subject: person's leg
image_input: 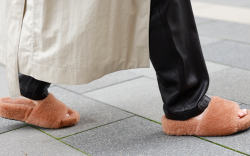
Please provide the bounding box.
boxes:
[19,73,51,102]
[149,0,247,121]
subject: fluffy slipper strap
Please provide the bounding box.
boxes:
[196,96,239,136]
[25,93,79,128]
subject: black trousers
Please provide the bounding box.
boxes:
[19,0,210,121]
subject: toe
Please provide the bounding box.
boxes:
[243,109,247,114]
[239,109,248,118]
[239,113,244,118]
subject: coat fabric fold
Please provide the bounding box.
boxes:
[0,0,151,99]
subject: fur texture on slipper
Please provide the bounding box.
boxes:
[0,93,80,129]
[161,96,250,136]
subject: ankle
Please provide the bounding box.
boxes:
[32,100,41,105]
[193,112,204,120]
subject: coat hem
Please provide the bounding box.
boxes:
[19,60,150,85]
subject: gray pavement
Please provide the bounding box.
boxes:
[1,0,250,155]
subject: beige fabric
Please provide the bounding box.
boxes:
[0,0,151,99]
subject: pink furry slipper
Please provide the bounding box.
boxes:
[162,96,250,136]
[0,93,80,129]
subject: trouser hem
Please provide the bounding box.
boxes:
[165,95,211,121]
[20,87,49,101]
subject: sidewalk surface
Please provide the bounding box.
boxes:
[1,0,250,155]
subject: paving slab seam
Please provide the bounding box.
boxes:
[222,38,250,46]
[240,103,250,106]
[54,75,144,94]
[209,94,247,105]
[143,75,157,80]
[198,34,227,41]
[202,41,224,47]
[207,61,250,74]
[192,1,250,9]
[200,34,250,45]
[205,60,232,67]
[207,94,243,105]
[207,66,233,74]
[196,20,217,26]
[81,93,163,124]
[0,125,27,135]
[59,115,136,139]
[27,124,91,156]
[196,136,250,156]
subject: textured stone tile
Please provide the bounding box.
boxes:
[0,118,26,134]
[129,62,156,79]
[199,36,222,46]
[84,77,164,122]
[203,41,250,70]
[197,21,250,43]
[203,104,250,155]
[62,116,241,156]
[207,68,250,104]
[0,67,10,97]
[205,61,231,74]
[38,87,133,138]
[0,126,83,156]
[57,70,142,94]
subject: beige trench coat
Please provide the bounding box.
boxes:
[0,0,151,99]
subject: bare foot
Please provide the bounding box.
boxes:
[193,109,247,120]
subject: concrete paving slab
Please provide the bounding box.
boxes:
[0,67,10,97]
[194,17,215,25]
[191,1,214,10]
[0,118,26,134]
[203,41,250,70]
[84,77,164,123]
[208,68,250,104]
[0,126,83,156]
[197,21,250,43]
[205,61,231,74]
[193,1,250,25]
[202,104,250,155]
[57,70,142,94]
[192,0,250,8]
[199,36,222,46]
[37,87,133,138]
[62,116,242,156]
[129,62,156,79]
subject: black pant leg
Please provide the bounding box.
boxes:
[149,0,211,120]
[19,73,51,100]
